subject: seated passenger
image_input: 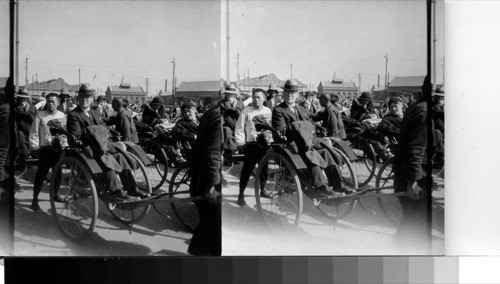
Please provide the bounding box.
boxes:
[272,79,353,197]
[104,97,139,143]
[67,84,149,201]
[172,101,199,145]
[310,93,346,139]
[350,92,374,122]
[142,96,166,128]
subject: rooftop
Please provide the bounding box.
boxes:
[319,80,358,89]
[176,80,223,92]
[389,76,426,88]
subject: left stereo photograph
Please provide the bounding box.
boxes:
[0,0,222,257]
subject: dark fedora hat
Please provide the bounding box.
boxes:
[78,83,95,96]
[224,84,238,95]
[96,95,107,103]
[304,91,314,98]
[283,79,299,92]
[151,96,164,105]
[359,91,372,101]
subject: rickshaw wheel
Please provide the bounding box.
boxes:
[375,157,403,225]
[254,151,303,233]
[168,162,198,232]
[349,138,377,187]
[50,156,98,242]
[314,147,357,220]
[142,140,169,191]
[106,152,152,225]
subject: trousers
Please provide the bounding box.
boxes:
[239,143,268,194]
[33,147,62,200]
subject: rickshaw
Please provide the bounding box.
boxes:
[251,121,359,233]
[47,122,201,241]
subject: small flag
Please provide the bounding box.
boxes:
[93,73,97,80]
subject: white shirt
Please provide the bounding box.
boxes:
[235,105,272,145]
[29,109,67,150]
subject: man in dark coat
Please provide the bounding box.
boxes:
[221,84,244,164]
[172,101,199,144]
[188,105,221,256]
[310,93,346,139]
[142,96,166,127]
[263,83,279,112]
[300,91,320,116]
[104,97,139,144]
[67,84,148,201]
[350,91,374,121]
[92,95,112,119]
[393,75,437,254]
[272,79,351,196]
[14,89,38,169]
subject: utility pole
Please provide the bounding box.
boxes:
[441,56,445,86]
[15,0,19,91]
[432,0,437,84]
[290,64,293,79]
[377,74,380,88]
[226,0,230,83]
[146,78,149,96]
[24,55,28,89]
[358,73,361,93]
[171,58,176,96]
[384,53,389,90]
[237,52,240,83]
[36,73,38,95]
[78,69,81,86]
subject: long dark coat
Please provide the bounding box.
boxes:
[220,98,244,130]
[14,103,37,135]
[67,106,132,172]
[393,100,432,192]
[189,105,221,197]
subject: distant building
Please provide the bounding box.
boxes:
[25,78,74,98]
[105,83,147,104]
[236,73,308,93]
[175,80,223,101]
[318,78,359,101]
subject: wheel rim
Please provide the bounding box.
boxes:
[142,142,168,191]
[255,151,302,233]
[50,157,98,241]
[375,158,402,224]
[106,152,151,224]
[350,139,376,187]
[169,163,198,231]
[315,148,357,220]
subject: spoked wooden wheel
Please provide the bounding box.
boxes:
[314,147,357,220]
[50,156,98,242]
[375,157,403,224]
[350,138,377,187]
[168,162,198,232]
[254,151,303,233]
[141,140,169,191]
[106,152,152,225]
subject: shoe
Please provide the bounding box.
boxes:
[316,185,345,198]
[128,187,151,199]
[53,194,65,203]
[259,190,272,198]
[333,184,356,195]
[30,200,40,211]
[111,189,139,202]
[237,194,246,206]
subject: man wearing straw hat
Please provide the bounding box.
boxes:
[263,83,279,112]
[57,87,71,114]
[221,84,244,165]
[14,89,38,170]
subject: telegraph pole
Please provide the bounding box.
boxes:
[226,0,230,83]
[236,52,240,83]
[78,68,81,86]
[432,0,437,84]
[358,73,361,93]
[384,53,389,90]
[14,0,19,91]
[171,58,176,96]
[441,56,445,86]
[290,64,293,79]
[24,55,28,89]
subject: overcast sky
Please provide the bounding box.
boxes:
[221,0,445,91]
[0,0,221,95]
[1,0,444,94]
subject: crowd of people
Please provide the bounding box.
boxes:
[0,74,445,255]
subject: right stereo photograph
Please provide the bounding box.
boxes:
[221,0,445,255]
